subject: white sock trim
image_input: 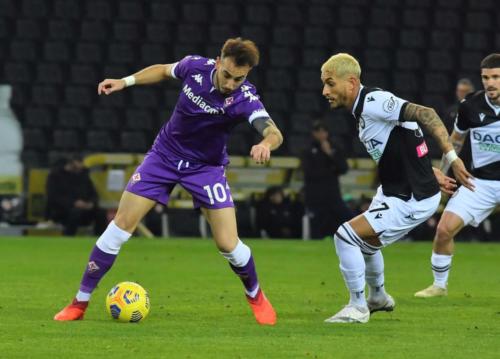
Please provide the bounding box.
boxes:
[95,220,132,255]
[76,290,91,302]
[220,239,251,267]
[431,252,452,288]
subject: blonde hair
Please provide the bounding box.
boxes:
[321,53,361,79]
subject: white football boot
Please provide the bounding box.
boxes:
[414,284,448,298]
[367,294,395,314]
[324,304,370,324]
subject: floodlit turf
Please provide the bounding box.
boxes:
[0,237,499,359]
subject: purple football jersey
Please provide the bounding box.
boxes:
[153,55,270,166]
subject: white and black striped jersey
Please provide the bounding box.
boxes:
[454,90,500,181]
[352,85,439,201]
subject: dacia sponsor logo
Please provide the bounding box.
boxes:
[182,84,223,114]
[472,131,500,153]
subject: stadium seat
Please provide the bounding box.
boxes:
[297,69,322,91]
[463,32,490,51]
[245,5,272,25]
[495,34,500,51]
[369,7,397,28]
[302,48,328,68]
[32,85,60,106]
[307,6,333,25]
[86,130,116,151]
[120,131,150,152]
[70,64,97,85]
[0,18,11,40]
[395,49,422,70]
[131,88,159,109]
[272,26,301,46]
[48,20,76,41]
[290,113,314,135]
[339,6,365,27]
[86,1,114,20]
[5,62,32,84]
[265,69,294,90]
[427,50,455,71]
[399,30,426,49]
[269,47,296,68]
[23,128,48,150]
[173,44,202,61]
[421,94,447,117]
[177,24,205,44]
[98,86,127,108]
[304,27,329,48]
[150,2,178,22]
[164,89,180,109]
[460,51,484,71]
[140,43,167,65]
[80,21,110,42]
[434,10,461,29]
[366,28,393,49]
[336,28,362,49]
[430,30,457,49]
[204,44,221,60]
[404,0,432,7]
[57,107,88,129]
[36,63,65,84]
[226,133,250,156]
[117,1,145,21]
[294,91,323,113]
[262,91,290,112]
[125,109,154,131]
[113,22,140,42]
[213,4,240,24]
[10,85,30,107]
[436,0,463,8]
[468,0,495,10]
[424,73,450,94]
[22,150,46,167]
[16,19,43,40]
[276,5,303,25]
[22,0,49,18]
[466,12,492,30]
[91,108,120,130]
[240,26,269,46]
[76,43,103,64]
[209,25,237,44]
[362,71,390,89]
[0,0,17,18]
[65,86,94,107]
[182,3,209,23]
[24,107,53,128]
[10,40,38,62]
[402,9,429,28]
[393,72,420,93]
[53,0,81,19]
[53,129,81,150]
[287,134,309,156]
[363,49,392,70]
[43,41,71,63]
[146,23,172,44]
[108,43,136,64]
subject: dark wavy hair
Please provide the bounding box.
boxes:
[221,37,260,67]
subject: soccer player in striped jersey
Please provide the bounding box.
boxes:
[319,53,472,323]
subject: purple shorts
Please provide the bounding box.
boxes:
[125,150,234,209]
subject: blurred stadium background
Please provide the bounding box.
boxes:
[1,0,499,239]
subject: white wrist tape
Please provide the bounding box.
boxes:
[122,75,136,87]
[445,150,458,164]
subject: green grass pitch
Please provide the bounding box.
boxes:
[0,237,499,359]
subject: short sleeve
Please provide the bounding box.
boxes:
[171,55,198,81]
[363,90,408,122]
[235,85,270,124]
[453,100,471,134]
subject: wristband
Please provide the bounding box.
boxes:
[122,75,136,87]
[445,150,458,164]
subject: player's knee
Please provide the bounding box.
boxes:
[435,221,454,243]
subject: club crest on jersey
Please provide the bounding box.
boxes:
[382,96,398,113]
[191,74,203,86]
[416,141,429,158]
[131,173,141,184]
[224,96,234,107]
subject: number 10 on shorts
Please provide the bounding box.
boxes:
[203,183,232,205]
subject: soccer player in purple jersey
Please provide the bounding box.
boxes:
[54,38,282,325]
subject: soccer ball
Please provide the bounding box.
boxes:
[105,281,150,323]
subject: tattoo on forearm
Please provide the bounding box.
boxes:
[452,141,463,154]
[404,103,450,152]
[252,117,283,149]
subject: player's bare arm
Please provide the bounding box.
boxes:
[98,63,176,95]
[440,130,467,173]
[403,103,474,190]
[250,118,283,164]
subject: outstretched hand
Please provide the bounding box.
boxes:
[97,79,126,95]
[432,167,457,195]
[450,158,475,191]
[250,143,271,165]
